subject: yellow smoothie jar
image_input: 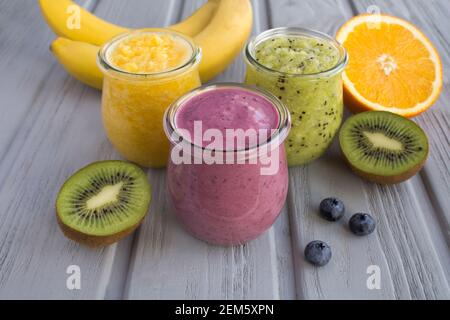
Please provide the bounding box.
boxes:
[98,29,202,168]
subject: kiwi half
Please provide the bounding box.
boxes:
[339,111,428,184]
[56,161,151,247]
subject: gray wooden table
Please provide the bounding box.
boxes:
[0,0,449,300]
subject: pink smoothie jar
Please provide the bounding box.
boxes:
[163,83,291,245]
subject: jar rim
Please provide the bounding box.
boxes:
[97,28,201,80]
[245,27,348,78]
[163,83,291,156]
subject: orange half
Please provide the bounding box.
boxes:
[337,14,442,118]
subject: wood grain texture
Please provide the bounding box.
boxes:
[270,0,394,300]
[0,0,108,299]
[0,0,59,177]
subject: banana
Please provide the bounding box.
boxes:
[39,0,220,45]
[194,0,253,82]
[50,37,102,90]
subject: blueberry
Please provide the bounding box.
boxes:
[349,213,376,236]
[304,240,332,266]
[319,197,345,221]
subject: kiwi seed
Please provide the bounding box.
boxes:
[56,160,151,247]
[339,111,429,184]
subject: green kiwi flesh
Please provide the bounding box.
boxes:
[56,161,151,247]
[339,111,428,184]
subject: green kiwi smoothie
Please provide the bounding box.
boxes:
[245,28,348,166]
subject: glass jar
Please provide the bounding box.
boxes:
[98,29,202,168]
[244,27,348,166]
[163,83,291,246]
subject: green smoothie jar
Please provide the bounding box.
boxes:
[244,27,348,166]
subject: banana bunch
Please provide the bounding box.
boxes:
[40,0,253,89]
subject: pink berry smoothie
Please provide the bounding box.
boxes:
[165,84,290,245]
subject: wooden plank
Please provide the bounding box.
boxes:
[208,0,298,297]
[0,0,176,299]
[269,0,393,300]
[252,0,297,300]
[124,0,297,300]
[94,0,181,28]
[0,0,110,300]
[269,0,449,299]
[268,0,353,35]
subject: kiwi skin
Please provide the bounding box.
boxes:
[342,152,428,185]
[56,213,145,247]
